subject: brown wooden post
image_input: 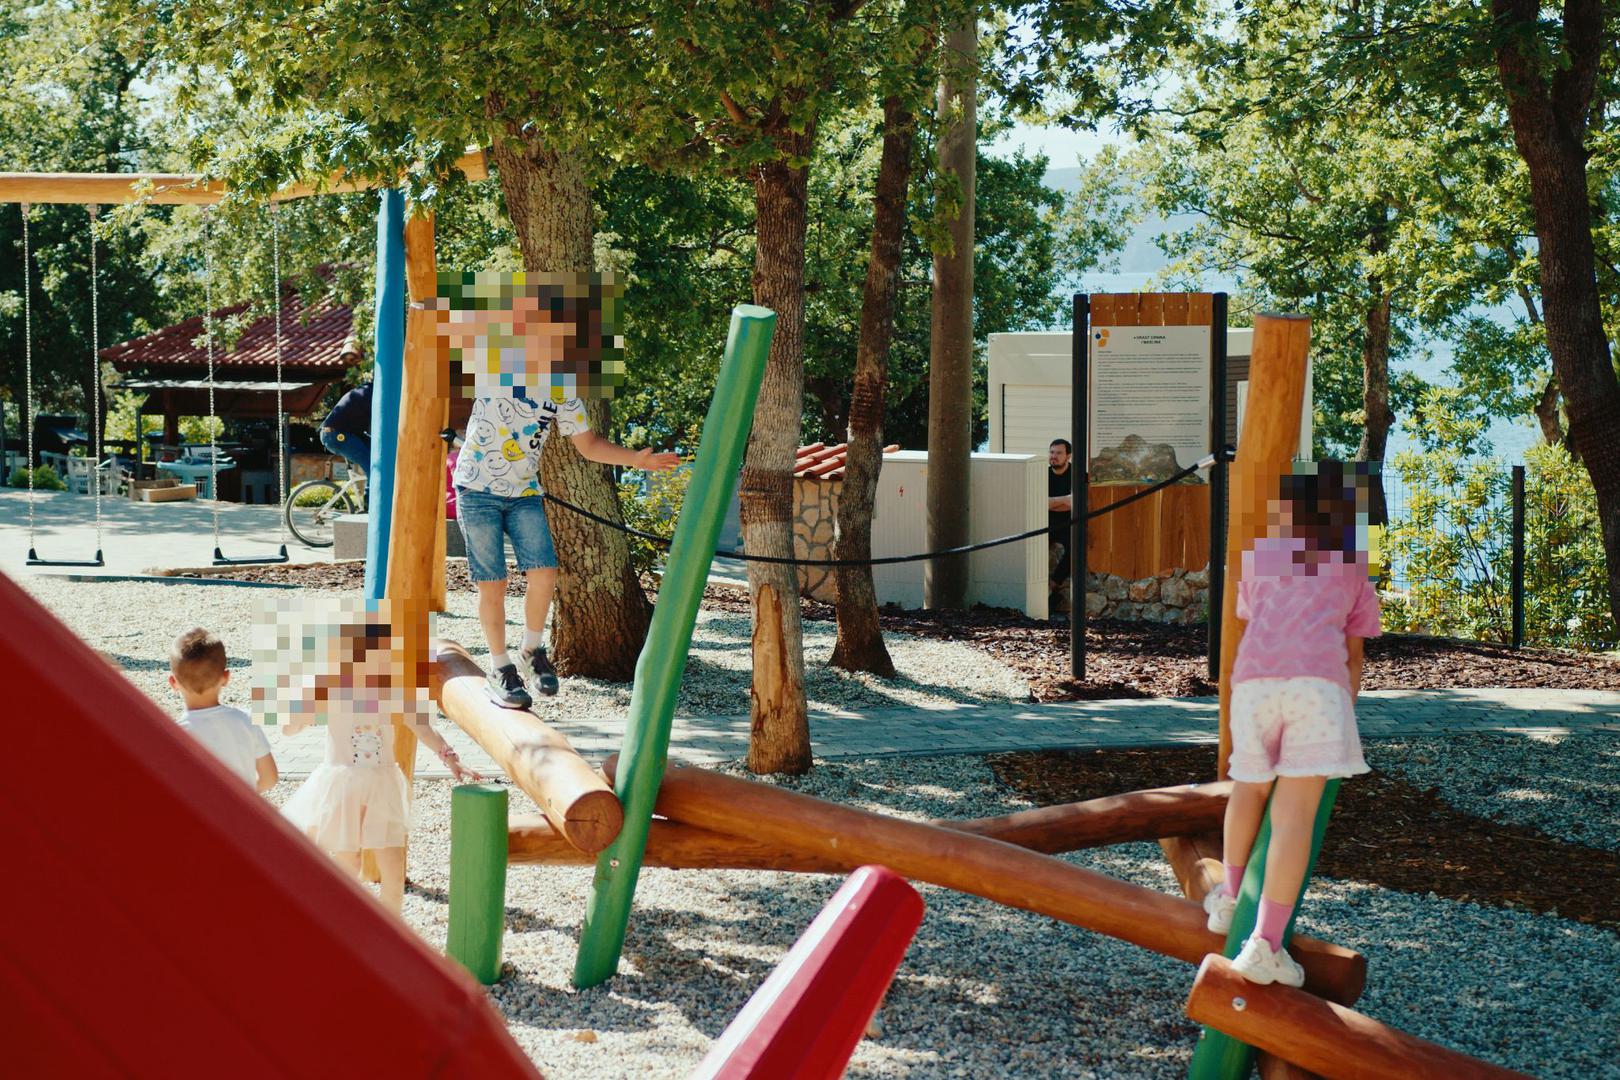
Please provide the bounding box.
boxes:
[381,209,442,863]
[1217,314,1310,778]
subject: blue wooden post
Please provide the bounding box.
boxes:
[365,190,406,600]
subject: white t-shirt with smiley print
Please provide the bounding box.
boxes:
[453,394,589,497]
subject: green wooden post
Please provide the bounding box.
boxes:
[572,304,775,989]
[1187,779,1340,1080]
[448,783,509,985]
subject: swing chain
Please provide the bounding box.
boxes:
[202,207,221,545]
[20,204,34,546]
[270,203,289,543]
[89,204,102,556]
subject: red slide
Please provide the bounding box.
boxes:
[0,572,540,1079]
[693,864,925,1080]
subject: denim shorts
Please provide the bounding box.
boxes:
[319,426,371,474]
[455,488,557,581]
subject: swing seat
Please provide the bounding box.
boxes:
[212,544,290,567]
[26,547,105,569]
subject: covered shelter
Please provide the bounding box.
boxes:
[102,262,361,499]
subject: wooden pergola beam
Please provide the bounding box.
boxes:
[0,149,488,207]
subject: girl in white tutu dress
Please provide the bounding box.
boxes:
[282,620,478,913]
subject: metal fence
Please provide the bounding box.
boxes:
[1379,458,1615,652]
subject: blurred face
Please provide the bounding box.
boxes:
[437,272,626,401]
[1049,443,1070,469]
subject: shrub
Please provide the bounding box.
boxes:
[1382,400,1612,649]
[617,465,692,578]
[8,465,68,491]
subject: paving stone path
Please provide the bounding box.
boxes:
[267,686,1620,779]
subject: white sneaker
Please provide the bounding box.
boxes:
[1203,889,1237,934]
[1231,934,1305,988]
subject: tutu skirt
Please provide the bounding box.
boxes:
[283,763,411,853]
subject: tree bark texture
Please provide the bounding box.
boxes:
[742,124,816,775]
[1533,374,1566,449]
[489,132,653,680]
[1492,0,1620,632]
[925,20,977,610]
[831,94,916,677]
[1354,288,1393,462]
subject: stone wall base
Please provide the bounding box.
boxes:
[1082,566,1210,625]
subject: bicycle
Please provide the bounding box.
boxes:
[284,464,368,548]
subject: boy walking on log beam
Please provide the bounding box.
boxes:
[441,272,676,708]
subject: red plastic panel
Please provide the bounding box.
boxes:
[0,571,540,1079]
[694,864,925,1080]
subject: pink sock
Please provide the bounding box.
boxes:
[1257,898,1294,951]
[1223,863,1245,898]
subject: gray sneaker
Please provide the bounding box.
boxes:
[522,646,560,697]
[487,663,533,709]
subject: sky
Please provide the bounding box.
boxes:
[990,120,1118,171]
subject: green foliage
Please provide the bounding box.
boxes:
[9,464,67,491]
[1382,391,1613,649]
[616,467,692,578]
[600,109,1124,450]
[1520,443,1614,649]
[178,415,224,445]
[1124,0,1617,457]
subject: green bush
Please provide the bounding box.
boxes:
[1382,398,1613,649]
[617,466,691,578]
[293,483,344,508]
[1520,442,1612,648]
[8,465,68,491]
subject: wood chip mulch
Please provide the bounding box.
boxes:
[991,746,1620,931]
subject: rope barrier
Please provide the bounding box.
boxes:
[541,447,1234,568]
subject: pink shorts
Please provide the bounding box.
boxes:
[1228,677,1369,783]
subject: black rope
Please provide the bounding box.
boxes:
[543,446,1235,568]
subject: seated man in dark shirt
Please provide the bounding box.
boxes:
[319,380,372,474]
[1049,438,1074,617]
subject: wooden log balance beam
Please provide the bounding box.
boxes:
[0,149,488,206]
[513,779,1234,869]
[1186,955,1534,1080]
[614,761,1366,1004]
[433,638,622,853]
[1161,833,1323,1079]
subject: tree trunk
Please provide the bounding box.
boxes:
[1493,0,1620,631]
[830,94,916,677]
[1533,373,1567,449]
[1354,288,1393,462]
[925,19,976,610]
[742,122,817,776]
[490,133,653,680]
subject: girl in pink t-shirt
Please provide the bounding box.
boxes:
[1203,462,1381,987]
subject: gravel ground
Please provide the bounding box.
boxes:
[18,576,1027,723]
[254,754,1618,1080]
[25,575,1620,1075]
[1372,733,1620,853]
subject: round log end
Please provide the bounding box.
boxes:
[560,789,626,854]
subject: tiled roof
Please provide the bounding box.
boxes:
[794,442,901,480]
[103,263,357,373]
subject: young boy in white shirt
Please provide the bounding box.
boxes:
[170,627,279,792]
[444,273,677,708]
